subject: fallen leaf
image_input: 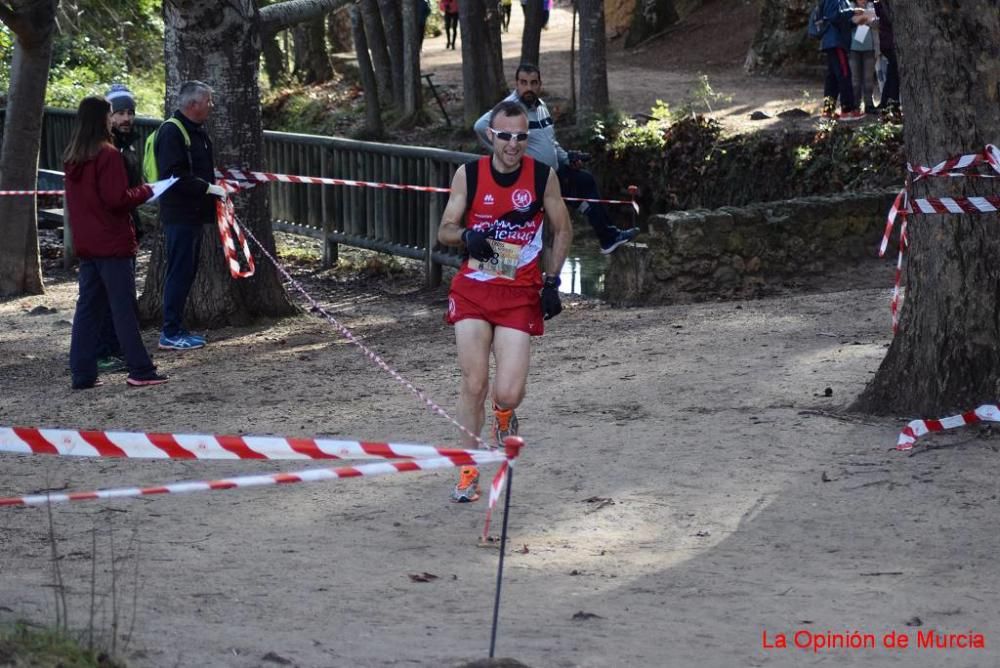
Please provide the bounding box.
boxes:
[408,572,439,583]
[572,611,603,620]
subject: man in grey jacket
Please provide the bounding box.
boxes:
[474,63,639,254]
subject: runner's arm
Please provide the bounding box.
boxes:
[437,165,469,246]
[542,167,572,277]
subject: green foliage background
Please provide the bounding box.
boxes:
[0,0,165,113]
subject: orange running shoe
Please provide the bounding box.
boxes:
[451,465,481,502]
[492,404,519,449]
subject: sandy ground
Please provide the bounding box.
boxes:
[2,6,998,668]
[2,236,1000,667]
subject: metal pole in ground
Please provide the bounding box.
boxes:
[488,436,524,658]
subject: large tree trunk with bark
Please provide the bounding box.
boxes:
[359,0,393,107]
[576,0,609,124]
[304,17,334,83]
[0,0,57,297]
[376,0,406,112]
[400,0,424,124]
[141,0,349,328]
[519,0,543,67]
[625,0,678,49]
[852,0,1000,415]
[459,0,506,126]
[261,31,288,86]
[351,5,383,138]
[327,7,352,52]
[745,0,817,75]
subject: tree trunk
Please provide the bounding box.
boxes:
[305,16,334,83]
[519,0,543,67]
[377,0,406,111]
[291,24,308,80]
[576,0,609,124]
[359,0,393,107]
[400,0,424,123]
[745,0,817,75]
[351,5,383,138]
[625,0,678,49]
[327,6,352,52]
[459,0,506,126]
[261,30,288,86]
[852,0,1000,415]
[140,0,297,328]
[0,0,57,297]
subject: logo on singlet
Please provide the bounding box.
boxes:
[511,188,533,211]
[483,193,495,206]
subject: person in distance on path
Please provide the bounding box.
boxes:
[439,100,572,502]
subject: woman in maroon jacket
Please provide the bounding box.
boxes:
[64,96,167,389]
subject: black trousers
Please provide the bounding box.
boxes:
[70,257,156,385]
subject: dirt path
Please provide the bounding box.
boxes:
[420,0,820,136]
[1,238,999,667]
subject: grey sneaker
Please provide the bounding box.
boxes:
[601,227,640,254]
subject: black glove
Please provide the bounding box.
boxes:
[541,275,562,320]
[462,228,497,262]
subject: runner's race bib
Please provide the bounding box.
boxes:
[475,239,520,279]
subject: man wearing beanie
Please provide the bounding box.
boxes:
[94,83,145,372]
[106,84,142,193]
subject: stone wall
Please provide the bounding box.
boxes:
[604,190,899,305]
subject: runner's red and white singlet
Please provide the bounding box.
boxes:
[446,156,548,334]
[455,156,545,289]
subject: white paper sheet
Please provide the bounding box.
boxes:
[148,175,179,202]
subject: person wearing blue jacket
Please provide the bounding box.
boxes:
[820,0,864,121]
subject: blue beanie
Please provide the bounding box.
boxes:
[106,84,136,113]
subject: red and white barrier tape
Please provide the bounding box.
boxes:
[482,461,509,540]
[481,438,523,539]
[909,195,1000,215]
[0,426,495,463]
[216,180,256,278]
[878,145,1000,332]
[0,452,507,507]
[895,404,1000,451]
[220,167,640,211]
[0,189,64,196]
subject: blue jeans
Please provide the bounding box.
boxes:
[70,258,156,385]
[557,164,616,245]
[162,224,203,338]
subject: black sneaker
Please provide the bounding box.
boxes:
[126,372,169,387]
[71,378,104,390]
[600,227,640,255]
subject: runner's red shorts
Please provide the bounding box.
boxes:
[445,277,544,336]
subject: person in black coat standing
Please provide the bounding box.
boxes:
[153,80,226,351]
